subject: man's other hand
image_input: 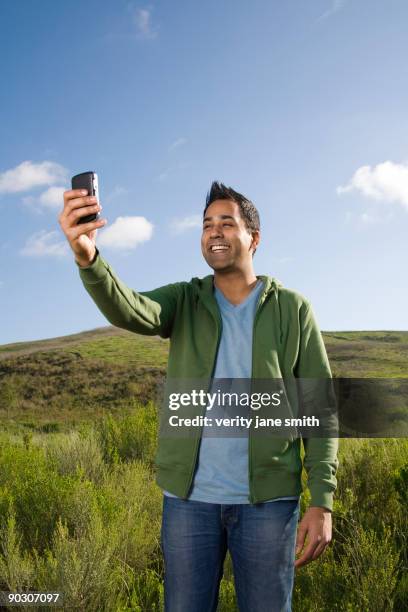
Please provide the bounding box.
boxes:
[294,506,332,568]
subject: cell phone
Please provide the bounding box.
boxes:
[71,171,100,225]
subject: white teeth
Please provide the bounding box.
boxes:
[211,245,229,252]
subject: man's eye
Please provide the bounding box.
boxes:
[203,223,232,229]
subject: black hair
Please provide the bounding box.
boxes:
[203,181,260,255]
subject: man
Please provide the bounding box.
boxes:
[59,181,338,612]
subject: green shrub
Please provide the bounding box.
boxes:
[0,424,407,610]
[338,523,399,611]
[34,512,122,611]
[335,439,408,533]
[100,461,163,574]
[128,568,164,612]
[0,444,76,552]
[0,433,163,610]
[97,402,158,467]
[0,513,35,592]
[44,430,106,484]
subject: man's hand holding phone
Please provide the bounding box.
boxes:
[59,189,107,268]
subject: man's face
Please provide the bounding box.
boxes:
[201,199,259,272]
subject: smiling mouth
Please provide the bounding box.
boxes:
[209,244,230,253]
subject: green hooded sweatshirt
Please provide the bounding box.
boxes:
[77,249,339,511]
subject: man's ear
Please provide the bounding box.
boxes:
[251,230,260,254]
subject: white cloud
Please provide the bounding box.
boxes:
[20,230,69,257]
[169,138,187,152]
[21,185,66,213]
[337,160,408,210]
[170,214,202,234]
[133,8,158,39]
[317,0,346,23]
[38,186,66,209]
[98,216,153,250]
[0,161,67,194]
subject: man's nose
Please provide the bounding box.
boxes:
[210,224,223,238]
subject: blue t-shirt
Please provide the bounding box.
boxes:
[164,278,299,504]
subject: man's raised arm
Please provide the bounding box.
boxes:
[59,189,180,338]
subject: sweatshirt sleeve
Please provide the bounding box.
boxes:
[295,301,339,512]
[76,248,181,339]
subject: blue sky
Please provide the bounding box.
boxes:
[1,0,407,345]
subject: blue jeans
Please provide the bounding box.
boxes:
[161,496,300,612]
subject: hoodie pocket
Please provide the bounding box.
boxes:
[257,439,302,475]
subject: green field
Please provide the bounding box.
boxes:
[0,327,407,611]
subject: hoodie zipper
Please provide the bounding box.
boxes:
[248,280,274,503]
[184,302,223,498]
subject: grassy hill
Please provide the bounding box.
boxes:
[323,330,408,377]
[0,327,168,430]
[0,326,407,431]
